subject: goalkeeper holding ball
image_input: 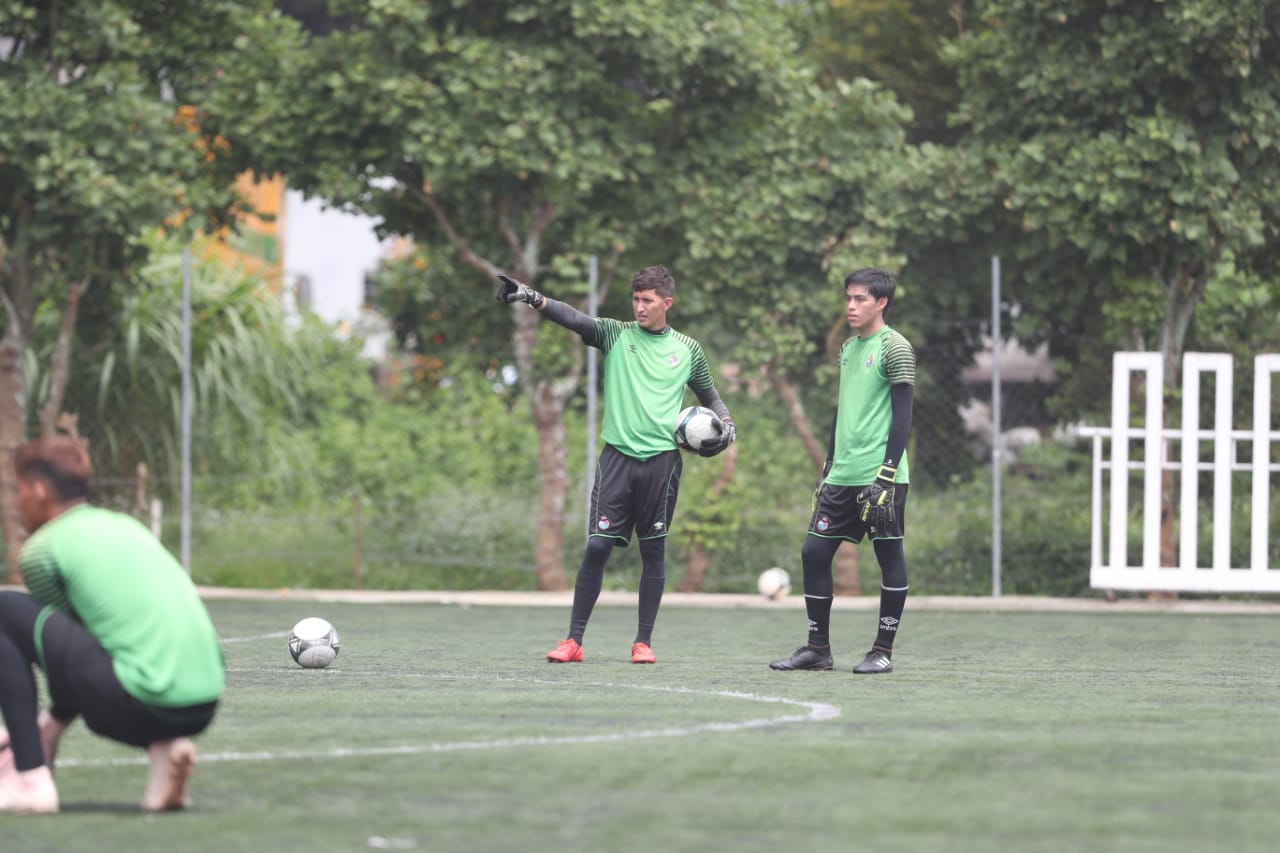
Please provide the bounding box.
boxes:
[497,265,734,665]
[770,268,915,675]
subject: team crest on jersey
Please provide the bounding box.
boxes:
[865,355,875,369]
[816,515,831,532]
[598,515,611,530]
[667,354,680,366]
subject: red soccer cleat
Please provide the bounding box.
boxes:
[630,642,656,664]
[546,639,583,663]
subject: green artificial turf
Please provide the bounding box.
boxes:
[8,599,1278,852]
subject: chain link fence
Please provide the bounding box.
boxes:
[9,334,1098,598]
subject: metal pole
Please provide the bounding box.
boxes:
[991,255,1003,597]
[585,256,599,529]
[181,247,193,572]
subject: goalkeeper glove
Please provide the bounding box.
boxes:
[812,457,831,512]
[698,418,736,458]
[495,274,545,308]
[856,463,897,528]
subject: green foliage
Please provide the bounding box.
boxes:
[365,248,513,390]
[906,445,1095,597]
[22,234,328,484]
[946,0,1280,367]
[793,0,965,143]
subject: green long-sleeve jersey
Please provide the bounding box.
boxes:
[21,504,225,708]
[825,326,916,486]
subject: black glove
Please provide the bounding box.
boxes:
[495,274,545,308]
[856,463,897,528]
[698,418,736,458]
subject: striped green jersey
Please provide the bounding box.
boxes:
[20,504,225,708]
[825,326,916,486]
[594,318,716,459]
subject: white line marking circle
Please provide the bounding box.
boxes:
[56,670,840,769]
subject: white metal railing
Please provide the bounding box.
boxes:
[1079,352,1280,592]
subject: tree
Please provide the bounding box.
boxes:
[945,0,1280,573]
[0,1,306,577]
[363,245,516,398]
[950,0,1280,385]
[793,0,968,143]
[237,0,903,589]
[668,65,915,592]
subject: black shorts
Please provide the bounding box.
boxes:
[588,445,683,545]
[0,592,219,748]
[808,482,909,543]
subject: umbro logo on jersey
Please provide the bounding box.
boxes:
[627,345,639,353]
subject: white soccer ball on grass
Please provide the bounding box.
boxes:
[289,617,341,669]
[757,567,792,600]
[674,405,723,452]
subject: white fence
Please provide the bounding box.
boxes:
[1081,352,1280,592]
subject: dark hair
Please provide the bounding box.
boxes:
[844,267,897,313]
[14,435,94,502]
[631,265,676,299]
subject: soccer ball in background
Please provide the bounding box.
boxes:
[757,567,792,600]
[289,617,341,669]
[674,405,723,452]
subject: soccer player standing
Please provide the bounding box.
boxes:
[0,435,225,813]
[770,268,915,674]
[497,265,735,664]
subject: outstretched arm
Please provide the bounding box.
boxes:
[496,274,598,346]
[539,298,600,346]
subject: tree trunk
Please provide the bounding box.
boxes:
[37,280,89,435]
[0,332,27,583]
[508,294,580,591]
[1149,264,1209,601]
[765,361,860,595]
[530,383,570,591]
[677,442,739,592]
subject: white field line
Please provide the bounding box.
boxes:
[220,631,290,644]
[56,667,840,770]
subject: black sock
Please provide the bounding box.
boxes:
[872,538,909,654]
[567,537,614,643]
[800,535,840,648]
[634,538,667,645]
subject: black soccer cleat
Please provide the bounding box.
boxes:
[769,646,834,671]
[851,649,894,674]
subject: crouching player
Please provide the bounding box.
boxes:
[0,435,224,813]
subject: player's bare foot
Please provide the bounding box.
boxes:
[0,713,67,777]
[0,764,59,814]
[140,738,197,812]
